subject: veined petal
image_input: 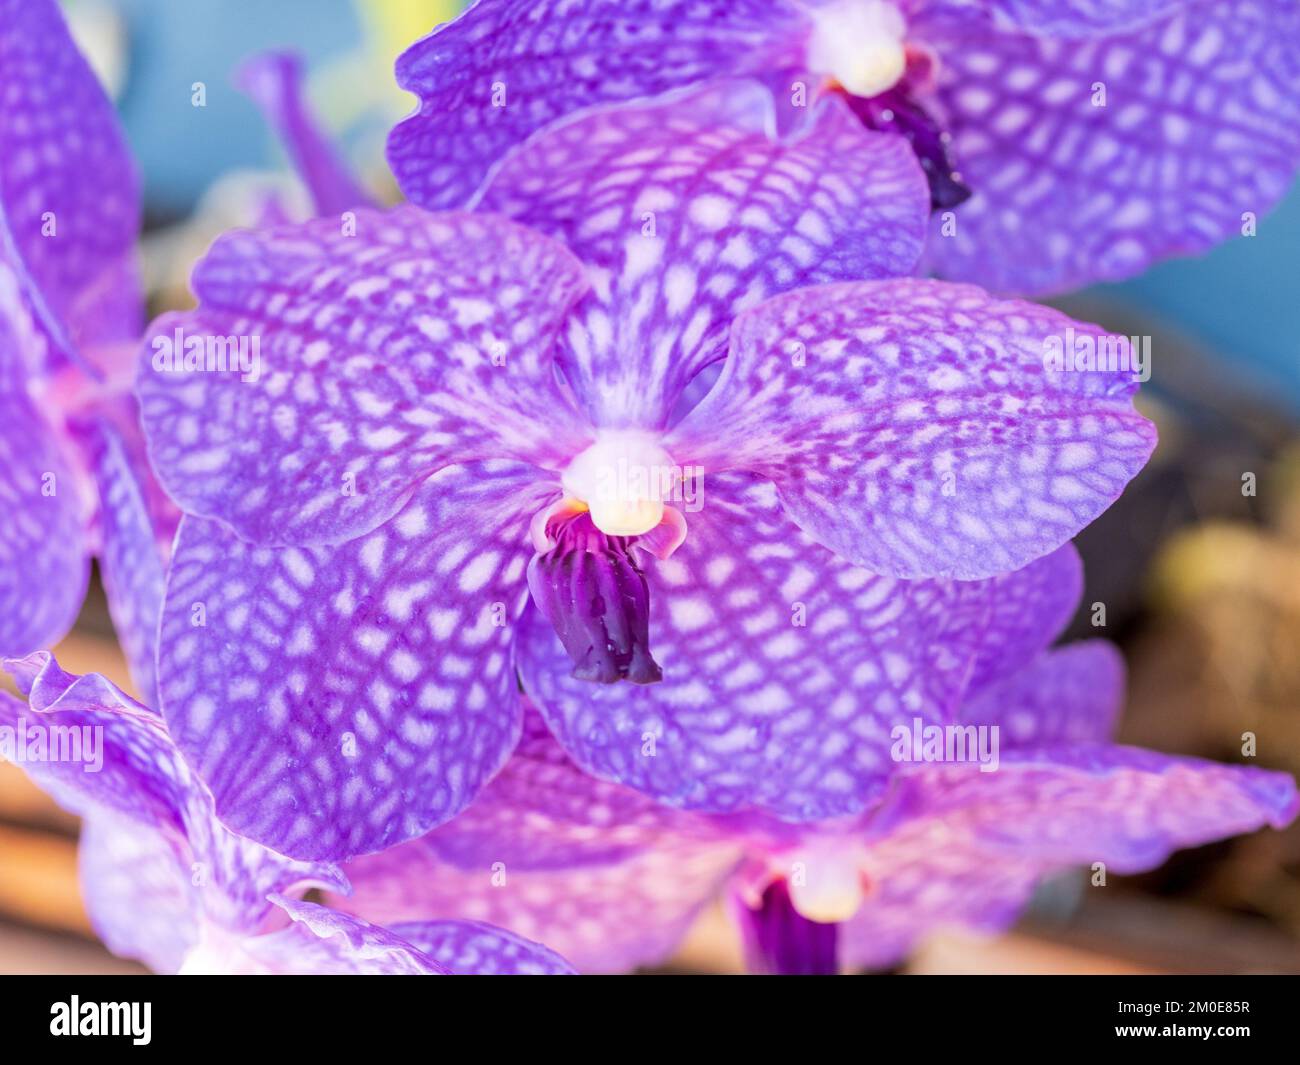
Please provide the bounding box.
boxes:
[388,0,811,209]
[0,351,88,655]
[961,641,1124,744]
[668,279,1156,579]
[137,208,590,547]
[841,744,1298,969]
[0,0,141,370]
[518,474,995,820]
[336,712,742,972]
[390,920,576,975]
[920,0,1300,294]
[235,50,376,217]
[480,82,928,428]
[156,462,551,861]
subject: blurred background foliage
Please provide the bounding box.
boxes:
[1,0,1297,973]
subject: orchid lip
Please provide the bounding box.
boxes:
[526,505,665,685]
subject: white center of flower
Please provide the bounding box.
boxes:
[561,430,676,537]
[788,847,869,924]
[806,0,908,98]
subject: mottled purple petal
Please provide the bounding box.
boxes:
[3,654,345,944]
[136,208,590,547]
[72,415,167,706]
[961,641,1124,744]
[157,462,552,861]
[668,279,1155,579]
[337,713,742,972]
[1,654,186,829]
[78,813,198,973]
[965,543,1082,695]
[0,0,140,369]
[0,350,88,655]
[519,474,995,820]
[921,0,1300,294]
[842,745,1298,968]
[388,0,811,209]
[391,920,576,975]
[479,82,928,427]
[340,831,738,974]
[235,51,375,217]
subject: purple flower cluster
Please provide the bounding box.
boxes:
[2,0,1298,975]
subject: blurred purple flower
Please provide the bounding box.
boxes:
[136,90,1152,860]
[0,0,174,701]
[388,0,1300,294]
[0,652,574,975]
[329,596,1298,974]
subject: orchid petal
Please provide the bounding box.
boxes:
[668,279,1155,579]
[137,208,590,547]
[480,82,928,427]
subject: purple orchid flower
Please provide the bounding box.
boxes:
[327,568,1299,974]
[0,652,574,975]
[388,0,1300,295]
[0,0,174,701]
[136,84,1154,861]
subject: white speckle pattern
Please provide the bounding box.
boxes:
[158,462,556,860]
[479,81,928,427]
[667,278,1156,579]
[388,0,814,209]
[137,208,592,547]
[920,0,1300,293]
[518,474,1015,821]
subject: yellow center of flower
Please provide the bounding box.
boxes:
[807,0,908,99]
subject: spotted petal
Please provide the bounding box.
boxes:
[0,0,140,369]
[842,744,1298,969]
[0,349,88,655]
[388,0,812,210]
[920,0,1300,294]
[668,279,1156,579]
[479,82,928,427]
[136,208,590,547]
[518,474,998,820]
[157,462,552,861]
